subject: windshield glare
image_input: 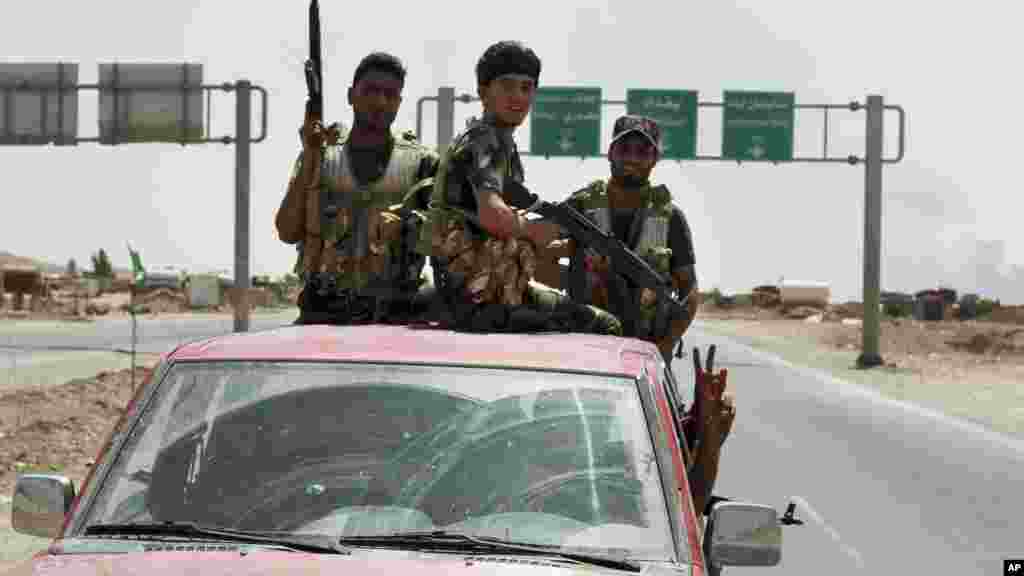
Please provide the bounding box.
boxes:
[84,362,678,561]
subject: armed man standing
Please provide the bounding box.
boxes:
[275,45,439,325]
[418,40,621,335]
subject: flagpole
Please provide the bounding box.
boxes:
[130,282,136,392]
[127,242,143,393]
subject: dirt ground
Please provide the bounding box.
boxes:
[698,302,1024,436]
[0,366,152,499]
[2,289,292,322]
[699,303,1024,368]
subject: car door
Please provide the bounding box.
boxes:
[657,362,694,468]
[643,358,706,570]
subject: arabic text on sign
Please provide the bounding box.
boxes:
[640,97,683,112]
[561,112,600,123]
[646,118,688,128]
[536,94,599,105]
[726,100,792,113]
[726,118,790,128]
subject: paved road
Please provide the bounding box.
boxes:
[0,311,296,355]
[2,315,1021,573]
[680,325,1023,574]
[0,311,296,389]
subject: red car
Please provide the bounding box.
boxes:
[8,324,785,575]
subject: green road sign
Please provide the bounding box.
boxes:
[722,91,794,162]
[530,87,601,157]
[625,89,698,159]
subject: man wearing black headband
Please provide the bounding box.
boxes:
[418,41,621,335]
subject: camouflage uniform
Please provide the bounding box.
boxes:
[565,115,696,342]
[418,114,621,335]
[567,179,678,339]
[283,129,439,325]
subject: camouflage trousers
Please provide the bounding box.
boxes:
[432,257,621,336]
[295,282,435,326]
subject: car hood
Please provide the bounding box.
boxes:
[1,540,695,576]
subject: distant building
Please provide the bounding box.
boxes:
[187,274,222,308]
[0,266,45,311]
[779,280,830,308]
[128,266,183,291]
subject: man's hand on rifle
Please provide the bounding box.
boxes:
[301,113,341,152]
[525,219,562,249]
[298,113,342,188]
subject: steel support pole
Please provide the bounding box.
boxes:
[233,80,252,332]
[437,86,455,154]
[130,287,137,391]
[858,94,884,368]
[415,95,432,142]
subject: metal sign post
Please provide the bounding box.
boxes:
[436,86,455,155]
[234,80,253,332]
[417,87,905,368]
[860,95,886,368]
[1,62,268,333]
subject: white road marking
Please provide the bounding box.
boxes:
[791,495,866,569]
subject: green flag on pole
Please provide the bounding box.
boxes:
[127,244,146,288]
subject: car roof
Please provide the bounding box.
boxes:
[167,324,659,376]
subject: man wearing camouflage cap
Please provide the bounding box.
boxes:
[542,115,736,515]
[545,115,700,355]
[418,40,621,335]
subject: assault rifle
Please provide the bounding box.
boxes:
[503,179,692,360]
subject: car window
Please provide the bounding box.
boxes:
[659,367,692,461]
[83,361,683,562]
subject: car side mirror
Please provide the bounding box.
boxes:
[12,474,76,539]
[705,501,782,567]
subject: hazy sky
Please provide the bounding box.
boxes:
[2,1,1022,304]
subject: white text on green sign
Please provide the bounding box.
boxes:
[722,91,795,162]
[530,87,602,157]
[626,89,698,160]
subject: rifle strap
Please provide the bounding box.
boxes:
[318,146,334,258]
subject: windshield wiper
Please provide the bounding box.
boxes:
[84,522,349,555]
[337,530,640,572]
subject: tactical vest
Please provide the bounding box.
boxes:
[419,119,537,307]
[301,133,432,296]
[569,179,674,337]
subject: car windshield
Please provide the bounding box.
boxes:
[82,361,678,561]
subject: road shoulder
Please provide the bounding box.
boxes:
[696,316,1024,438]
